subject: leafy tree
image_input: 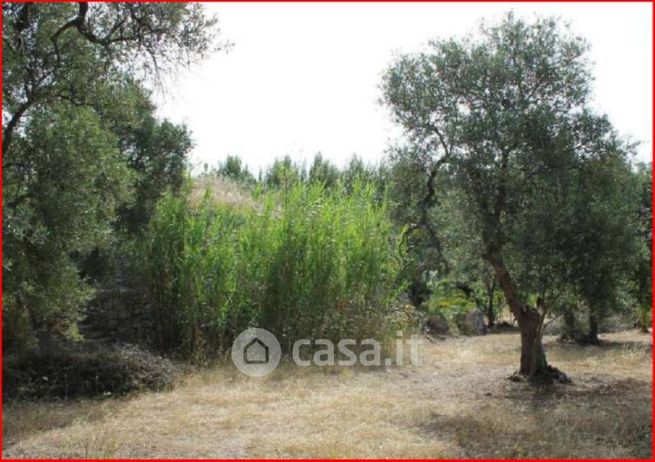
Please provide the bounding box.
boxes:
[264,156,306,189]
[341,155,375,192]
[630,163,652,333]
[388,146,501,325]
[448,252,501,328]
[387,146,448,307]
[382,13,633,382]
[564,151,638,343]
[3,2,219,156]
[308,152,340,189]
[99,82,194,235]
[3,106,133,348]
[2,2,218,349]
[216,155,256,185]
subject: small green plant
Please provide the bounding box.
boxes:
[426,280,475,317]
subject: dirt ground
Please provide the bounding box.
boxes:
[3,330,652,459]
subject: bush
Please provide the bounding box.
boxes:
[141,181,404,361]
[426,280,475,318]
[3,342,177,400]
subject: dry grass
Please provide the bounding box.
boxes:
[189,175,255,209]
[3,330,652,459]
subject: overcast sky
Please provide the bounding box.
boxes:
[156,2,652,174]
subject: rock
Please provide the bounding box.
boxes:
[455,309,486,335]
[425,314,450,335]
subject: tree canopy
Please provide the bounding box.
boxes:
[382,13,640,382]
[2,2,220,349]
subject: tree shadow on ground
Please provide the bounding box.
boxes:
[545,338,652,363]
[417,376,652,458]
[2,397,127,448]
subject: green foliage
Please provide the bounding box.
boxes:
[3,106,134,348]
[216,155,256,185]
[140,181,404,361]
[382,13,635,315]
[308,152,340,189]
[263,156,306,189]
[2,3,217,350]
[388,146,502,324]
[426,280,475,317]
[2,3,219,119]
[342,155,375,191]
[109,83,193,235]
[629,163,652,331]
[382,13,645,378]
[560,151,639,325]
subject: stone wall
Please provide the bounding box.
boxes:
[80,284,152,344]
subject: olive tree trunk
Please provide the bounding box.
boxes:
[485,279,497,328]
[486,252,554,383]
[586,312,600,344]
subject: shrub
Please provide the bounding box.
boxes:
[141,181,404,361]
[3,342,177,400]
[426,280,475,318]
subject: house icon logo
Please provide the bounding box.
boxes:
[244,337,269,364]
[231,328,281,377]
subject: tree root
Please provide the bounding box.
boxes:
[508,365,572,386]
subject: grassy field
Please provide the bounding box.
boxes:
[3,330,652,459]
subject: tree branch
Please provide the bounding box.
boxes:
[2,100,32,157]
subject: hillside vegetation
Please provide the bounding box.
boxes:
[2,4,652,459]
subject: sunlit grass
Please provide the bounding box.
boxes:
[4,330,650,458]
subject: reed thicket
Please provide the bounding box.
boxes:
[140,180,406,361]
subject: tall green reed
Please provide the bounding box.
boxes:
[141,181,404,361]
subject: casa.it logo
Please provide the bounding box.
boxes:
[231,328,422,377]
[231,328,282,377]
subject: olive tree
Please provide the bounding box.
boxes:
[566,151,638,342]
[630,163,652,333]
[2,2,219,349]
[382,13,632,382]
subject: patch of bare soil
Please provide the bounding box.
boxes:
[3,330,651,458]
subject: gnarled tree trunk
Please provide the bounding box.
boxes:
[485,251,559,383]
[518,307,547,379]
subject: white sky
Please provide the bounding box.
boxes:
[156,2,653,174]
